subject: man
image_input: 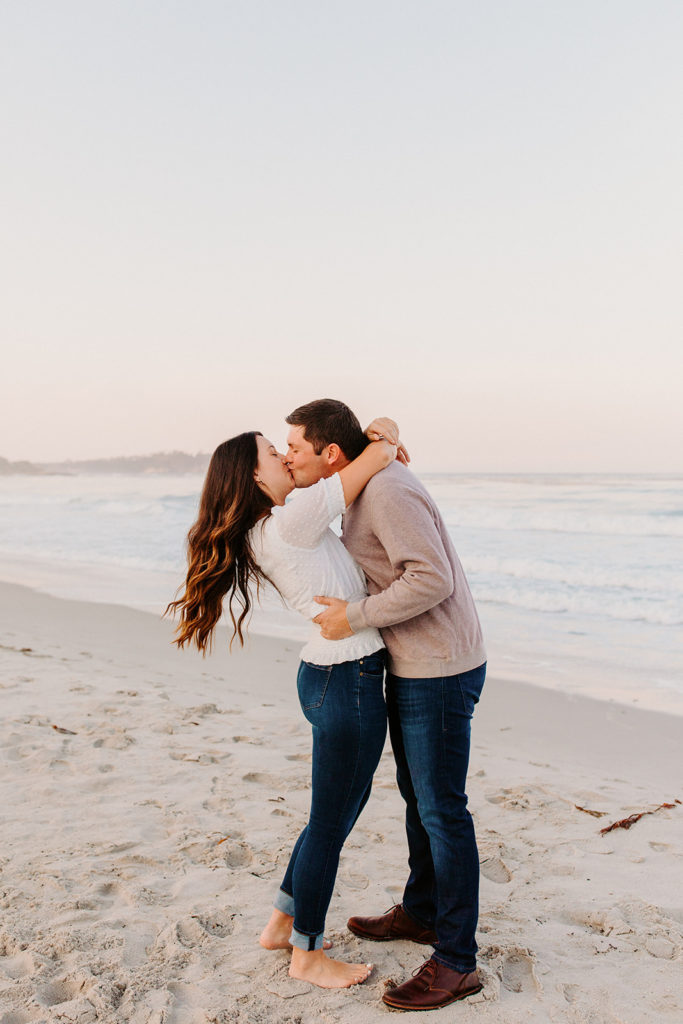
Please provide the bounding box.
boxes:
[284,398,487,1011]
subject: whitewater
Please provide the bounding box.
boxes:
[2,471,681,712]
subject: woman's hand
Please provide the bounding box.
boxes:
[365,417,410,465]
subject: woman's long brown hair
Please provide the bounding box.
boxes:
[165,432,275,652]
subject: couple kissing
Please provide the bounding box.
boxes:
[168,398,486,1011]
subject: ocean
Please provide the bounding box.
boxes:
[1,472,682,714]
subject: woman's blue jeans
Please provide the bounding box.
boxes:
[387,662,486,974]
[274,651,387,950]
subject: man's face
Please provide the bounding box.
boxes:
[285,425,332,487]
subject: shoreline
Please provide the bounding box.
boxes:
[1,579,682,1021]
[1,577,683,741]
[2,557,682,718]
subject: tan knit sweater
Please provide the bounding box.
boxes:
[343,462,486,679]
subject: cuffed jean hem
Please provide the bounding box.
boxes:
[289,927,325,952]
[272,888,325,951]
[431,950,477,975]
[274,888,295,916]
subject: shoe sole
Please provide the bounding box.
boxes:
[347,924,437,945]
[382,983,483,1011]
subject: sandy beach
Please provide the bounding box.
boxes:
[1,579,682,1023]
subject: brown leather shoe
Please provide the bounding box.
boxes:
[382,956,482,1011]
[347,904,437,945]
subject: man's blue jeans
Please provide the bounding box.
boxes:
[275,651,387,950]
[386,662,486,974]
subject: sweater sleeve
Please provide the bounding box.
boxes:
[270,474,346,549]
[345,483,454,632]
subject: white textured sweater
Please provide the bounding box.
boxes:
[249,473,384,666]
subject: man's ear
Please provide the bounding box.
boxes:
[325,443,342,466]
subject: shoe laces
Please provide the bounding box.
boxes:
[412,957,437,980]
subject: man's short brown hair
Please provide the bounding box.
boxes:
[285,399,369,460]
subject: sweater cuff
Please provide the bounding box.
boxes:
[345,600,368,634]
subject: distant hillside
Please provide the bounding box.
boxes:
[0,452,210,475]
[0,456,45,475]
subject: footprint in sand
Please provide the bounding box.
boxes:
[99,705,122,716]
[338,866,369,890]
[500,950,540,994]
[232,735,263,745]
[486,788,527,808]
[94,732,135,750]
[174,917,211,948]
[645,935,676,959]
[203,795,234,812]
[183,703,224,719]
[222,839,253,868]
[168,912,235,951]
[561,982,581,1003]
[480,855,512,883]
[242,771,279,786]
[4,734,39,762]
[285,753,311,762]
[94,880,135,909]
[1,1011,37,1024]
[165,994,212,1024]
[169,750,219,764]
[195,913,235,938]
[571,907,633,938]
[0,951,34,980]
[35,975,93,1007]
[485,785,564,814]
[204,776,236,811]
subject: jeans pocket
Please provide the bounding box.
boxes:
[360,650,385,679]
[456,662,487,718]
[298,661,334,710]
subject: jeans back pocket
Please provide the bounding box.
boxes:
[298,661,334,710]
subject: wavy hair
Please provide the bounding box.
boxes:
[165,432,275,652]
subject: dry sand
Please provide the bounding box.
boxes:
[1,580,682,1023]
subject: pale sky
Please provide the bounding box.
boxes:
[2,1,681,472]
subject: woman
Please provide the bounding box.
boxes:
[167,428,397,989]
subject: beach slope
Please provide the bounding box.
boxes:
[1,581,681,1023]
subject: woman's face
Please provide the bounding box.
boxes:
[254,435,294,506]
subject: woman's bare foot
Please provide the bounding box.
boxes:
[259,909,332,950]
[289,947,373,989]
[260,908,294,950]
